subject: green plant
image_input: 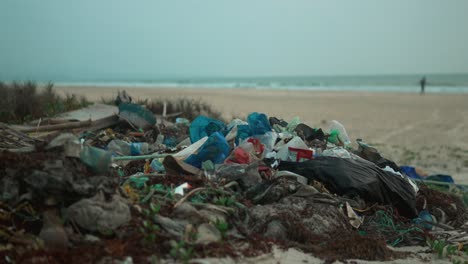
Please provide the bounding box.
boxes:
[427,239,468,263]
[139,203,161,244]
[0,81,91,124]
[169,240,194,264]
[214,219,229,239]
[214,195,236,207]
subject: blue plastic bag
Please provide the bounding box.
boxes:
[236,124,252,145]
[189,116,226,143]
[426,174,455,183]
[400,166,425,180]
[247,112,272,135]
[185,132,230,168]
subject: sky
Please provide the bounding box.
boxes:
[1,0,468,81]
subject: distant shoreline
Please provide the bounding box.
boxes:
[48,81,468,94]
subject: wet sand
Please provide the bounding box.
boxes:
[54,85,468,184]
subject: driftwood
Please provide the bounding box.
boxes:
[18,119,93,133]
[0,123,41,149]
[28,118,74,126]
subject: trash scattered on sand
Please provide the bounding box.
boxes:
[1,91,468,263]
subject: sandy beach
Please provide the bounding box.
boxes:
[54,85,468,184]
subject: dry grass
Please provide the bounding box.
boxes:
[101,95,224,122]
[0,81,91,124]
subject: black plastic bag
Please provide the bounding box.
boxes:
[277,157,417,218]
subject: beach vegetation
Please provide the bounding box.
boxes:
[214,219,229,240]
[427,238,468,263]
[169,240,194,264]
[0,81,91,124]
[139,202,161,244]
[101,95,224,122]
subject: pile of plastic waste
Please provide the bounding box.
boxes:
[1,94,468,263]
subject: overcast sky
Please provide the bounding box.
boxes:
[1,0,468,81]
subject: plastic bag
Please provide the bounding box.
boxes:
[236,124,252,144]
[185,132,230,168]
[247,112,272,135]
[322,147,352,159]
[278,157,417,218]
[189,115,226,143]
[276,136,309,161]
[286,116,301,133]
[225,140,259,164]
[252,131,278,153]
[80,146,112,174]
[328,120,351,146]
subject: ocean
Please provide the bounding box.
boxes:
[56,73,468,93]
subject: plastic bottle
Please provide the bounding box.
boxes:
[107,139,149,156]
[328,120,351,146]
